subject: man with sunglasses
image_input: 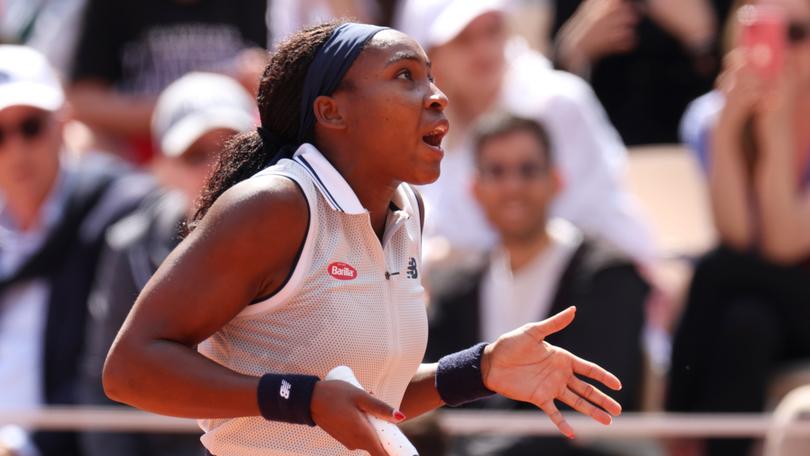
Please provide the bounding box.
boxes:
[0,45,151,456]
[77,72,255,456]
[425,113,648,456]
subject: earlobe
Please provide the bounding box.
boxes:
[313,95,346,131]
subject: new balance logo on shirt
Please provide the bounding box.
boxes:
[406,257,418,279]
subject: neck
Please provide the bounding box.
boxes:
[501,225,551,272]
[319,142,397,240]
[3,195,48,232]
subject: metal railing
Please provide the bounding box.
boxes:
[2,408,810,439]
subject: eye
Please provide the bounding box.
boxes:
[396,69,413,81]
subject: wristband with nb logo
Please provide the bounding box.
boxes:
[257,373,320,426]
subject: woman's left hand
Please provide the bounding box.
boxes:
[481,306,623,438]
[755,55,800,144]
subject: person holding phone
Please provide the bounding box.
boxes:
[669,0,810,455]
[102,21,624,456]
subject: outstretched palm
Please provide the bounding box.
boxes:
[481,306,623,438]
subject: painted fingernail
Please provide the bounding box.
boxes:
[394,410,406,421]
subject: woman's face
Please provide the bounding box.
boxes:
[329,30,449,186]
[735,0,810,87]
[785,0,810,87]
[428,12,508,105]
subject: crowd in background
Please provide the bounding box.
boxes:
[0,0,808,455]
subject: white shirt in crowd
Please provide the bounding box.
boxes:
[0,169,70,456]
[420,39,656,266]
[481,218,583,343]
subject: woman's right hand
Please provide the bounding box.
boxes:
[311,380,405,456]
[556,0,639,74]
[716,49,768,129]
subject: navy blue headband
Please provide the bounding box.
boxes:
[297,22,388,143]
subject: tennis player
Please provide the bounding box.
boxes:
[103,21,623,456]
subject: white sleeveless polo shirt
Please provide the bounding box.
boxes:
[197,144,429,455]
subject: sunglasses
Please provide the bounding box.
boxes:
[478,162,549,182]
[0,115,47,147]
[788,22,810,44]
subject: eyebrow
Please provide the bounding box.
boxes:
[384,50,431,70]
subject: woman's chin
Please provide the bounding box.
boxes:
[407,165,441,186]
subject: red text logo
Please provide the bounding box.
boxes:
[328,262,357,280]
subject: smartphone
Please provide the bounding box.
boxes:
[738,4,787,80]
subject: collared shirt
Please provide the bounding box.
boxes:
[0,166,71,456]
[198,144,428,456]
[420,38,656,266]
[481,219,583,343]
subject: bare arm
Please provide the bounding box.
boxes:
[399,364,443,419]
[708,113,755,250]
[707,51,769,250]
[103,176,309,418]
[754,62,810,263]
[645,0,716,51]
[69,80,155,137]
[754,133,810,263]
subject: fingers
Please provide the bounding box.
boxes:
[568,377,622,417]
[560,387,614,426]
[524,307,576,341]
[540,400,575,439]
[356,392,404,424]
[572,355,622,391]
[347,411,388,456]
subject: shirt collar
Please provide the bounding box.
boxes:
[292,143,414,219]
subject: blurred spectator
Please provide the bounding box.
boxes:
[426,113,647,456]
[550,0,733,145]
[0,45,151,456]
[667,0,810,455]
[68,0,268,163]
[395,0,656,269]
[78,72,255,456]
[0,0,88,75]
[270,0,402,45]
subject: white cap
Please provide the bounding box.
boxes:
[0,45,64,112]
[152,72,257,158]
[395,0,506,50]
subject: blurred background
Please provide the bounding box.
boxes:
[0,0,809,455]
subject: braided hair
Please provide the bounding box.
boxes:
[186,20,346,234]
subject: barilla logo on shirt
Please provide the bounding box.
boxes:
[328,262,357,280]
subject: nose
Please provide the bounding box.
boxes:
[425,82,449,112]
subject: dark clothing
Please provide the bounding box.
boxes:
[80,190,202,456]
[0,155,152,456]
[666,245,810,456]
[427,239,648,456]
[550,0,732,145]
[71,0,267,94]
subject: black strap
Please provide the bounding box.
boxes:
[0,170,116,294]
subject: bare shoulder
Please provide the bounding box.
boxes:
[200,174,309,236]
[176,174,311,302]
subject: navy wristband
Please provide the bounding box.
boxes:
[257,373,320,426]
[436,342,495,406]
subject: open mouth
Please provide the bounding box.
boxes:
[422,123,448,148]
